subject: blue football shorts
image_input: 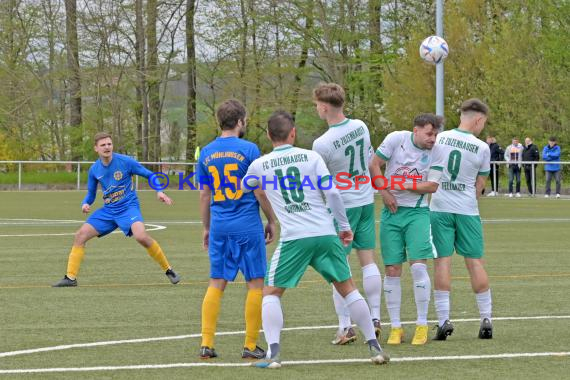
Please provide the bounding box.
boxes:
[86,205,144,237]
[208,230,267,281]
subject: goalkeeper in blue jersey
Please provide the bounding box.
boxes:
[53,132,179,287]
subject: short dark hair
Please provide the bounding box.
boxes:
[216,99,246,130]
[312,83,345,108]
[435,115,445,131]
[413,113,438,130]
[549,136,557,142]
[460,98,489,116]
[94,132,112,145]
[268,111,295,142]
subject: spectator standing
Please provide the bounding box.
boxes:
[486,136,504,196]
[504,138,524,197]
[522,137,540,196]
[543,137,562,198]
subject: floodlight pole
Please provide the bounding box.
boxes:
[436,0,444,118]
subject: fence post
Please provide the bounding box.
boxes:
[491,163,499,196]
[18,162,22,191]
[77,162,81,190]
[530,164,536,197]
[192,163,196,189]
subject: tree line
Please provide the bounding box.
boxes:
[0,0,568,162]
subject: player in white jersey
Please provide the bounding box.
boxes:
[427,99,493,340]
[369,114,440,346]
[312,83,382,345]
[243,111,389,369]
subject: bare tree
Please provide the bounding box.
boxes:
[135,0,148,160]
[64,0,82,160]
[185,0,197,166]
[146,0,160,163]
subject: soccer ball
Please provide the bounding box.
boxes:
[419,36,449,64]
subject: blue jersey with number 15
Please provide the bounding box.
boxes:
[197,137,262,233]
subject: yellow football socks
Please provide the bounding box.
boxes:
[66,246,85,279]
[201,287,223,348]
[244,288,263,351]
[146,240,170,271]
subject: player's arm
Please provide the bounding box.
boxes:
[199,186,211,250]
[477,145,491,199]
[403,167,443,194]
[476,175,487,199]
[81,169,98,213]
[315,157,353,246]
[370,154,398,213]
[322,183,353,247]
[128,157,172,204]
[252,188,278,245]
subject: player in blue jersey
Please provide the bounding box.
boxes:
[197,99,277,360]
[53,132,179,287]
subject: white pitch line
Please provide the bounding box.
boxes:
[142,218,570,225]
[3,218,570,228]
[1,352,569,374]
[1,315,570,359]
[0,223,166,237]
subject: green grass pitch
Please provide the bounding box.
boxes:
[0,191,569,379]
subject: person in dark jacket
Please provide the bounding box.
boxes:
[523,137,540,196]
[486,135,504,196]
[543,136,562,198]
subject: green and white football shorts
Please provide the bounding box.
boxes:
[380,206,436,265]
[265,235,352,288]
[430,211,484,259]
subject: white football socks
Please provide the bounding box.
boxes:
[434,289,450,327]
[476,289,492,321]
[383,276,402,328]
[362,263,382,321]
[410,263,431,326]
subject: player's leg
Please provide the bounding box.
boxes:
[331,256,355,345]
[53,223,99,287]
[555,170,561,196]
[456,214,493,339]
[199,230,233,358]
[380,208,406,344]
[129,220,180,284]
[433,257,453,336]
[314,235,388,364]
[405,208,435,345]
[354,204,382,336]
[430,211,457,340]
[241,278,265,359]
[200,278,227,359]
[53,207,115,287]
[330,208,355,343]
[357,250,382,339]
[253,239,311,368]
[252,286,285,369]
[237,231,267,359]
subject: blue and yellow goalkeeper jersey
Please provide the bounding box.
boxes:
[83,153,153,212]
[197,137,263,233]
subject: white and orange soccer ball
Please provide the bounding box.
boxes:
[419,35,449,64]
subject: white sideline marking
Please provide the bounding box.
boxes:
[0,218,166,237]
[0,352,569,374]
[3,217,570,229]
[1,315,570,359]
[142,218,570,225]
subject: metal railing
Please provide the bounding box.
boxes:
[0,160,197,191]
[489,160,568,195]
[0,159,567,193]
